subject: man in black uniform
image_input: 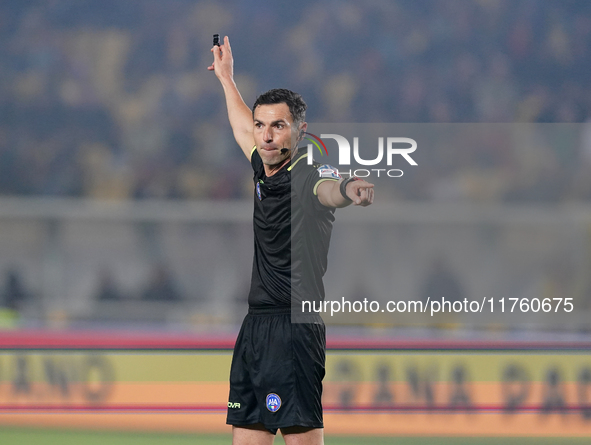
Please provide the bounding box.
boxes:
[209,36,374,445]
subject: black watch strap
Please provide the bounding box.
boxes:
[339,176,360,201]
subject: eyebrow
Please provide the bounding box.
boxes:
[254,118,289,126]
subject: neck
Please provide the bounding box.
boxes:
[264,147,299,177]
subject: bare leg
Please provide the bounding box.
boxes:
[232,424,275,445]
[281,426,324,445]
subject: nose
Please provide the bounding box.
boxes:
[263,126,273,143]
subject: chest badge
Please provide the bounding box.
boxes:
[256,182,262,201]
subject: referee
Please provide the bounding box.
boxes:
[209,36,374,445]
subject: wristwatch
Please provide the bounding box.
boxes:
[339,176,361,201]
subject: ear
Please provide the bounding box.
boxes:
[298,122,308,141]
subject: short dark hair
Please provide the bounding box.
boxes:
[253,88,307,125]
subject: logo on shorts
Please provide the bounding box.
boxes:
[266,393,281,412]
[256,182,262,200]
[228,402,241,409]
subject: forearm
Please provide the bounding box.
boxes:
[219,76,253,142]
[331,179,353,208]
[317,177,374,208]
[319,179,352,208]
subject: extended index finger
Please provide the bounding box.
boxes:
[354,180,374,189]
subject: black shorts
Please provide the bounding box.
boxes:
[226,306,326,434]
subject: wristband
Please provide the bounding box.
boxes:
[339,177,360,201]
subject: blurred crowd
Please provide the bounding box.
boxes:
[0,0,590,201]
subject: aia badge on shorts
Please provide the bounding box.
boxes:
[266,393,282,412]
[256,182,262,201]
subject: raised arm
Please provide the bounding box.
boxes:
[208,36,255,160]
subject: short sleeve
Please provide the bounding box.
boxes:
[250,146,263,172]
[292,163,341,211]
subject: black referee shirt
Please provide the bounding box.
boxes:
[247,147,341,309]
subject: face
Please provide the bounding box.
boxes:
[253,103,305,167]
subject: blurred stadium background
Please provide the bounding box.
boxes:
[0,0,591,442]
